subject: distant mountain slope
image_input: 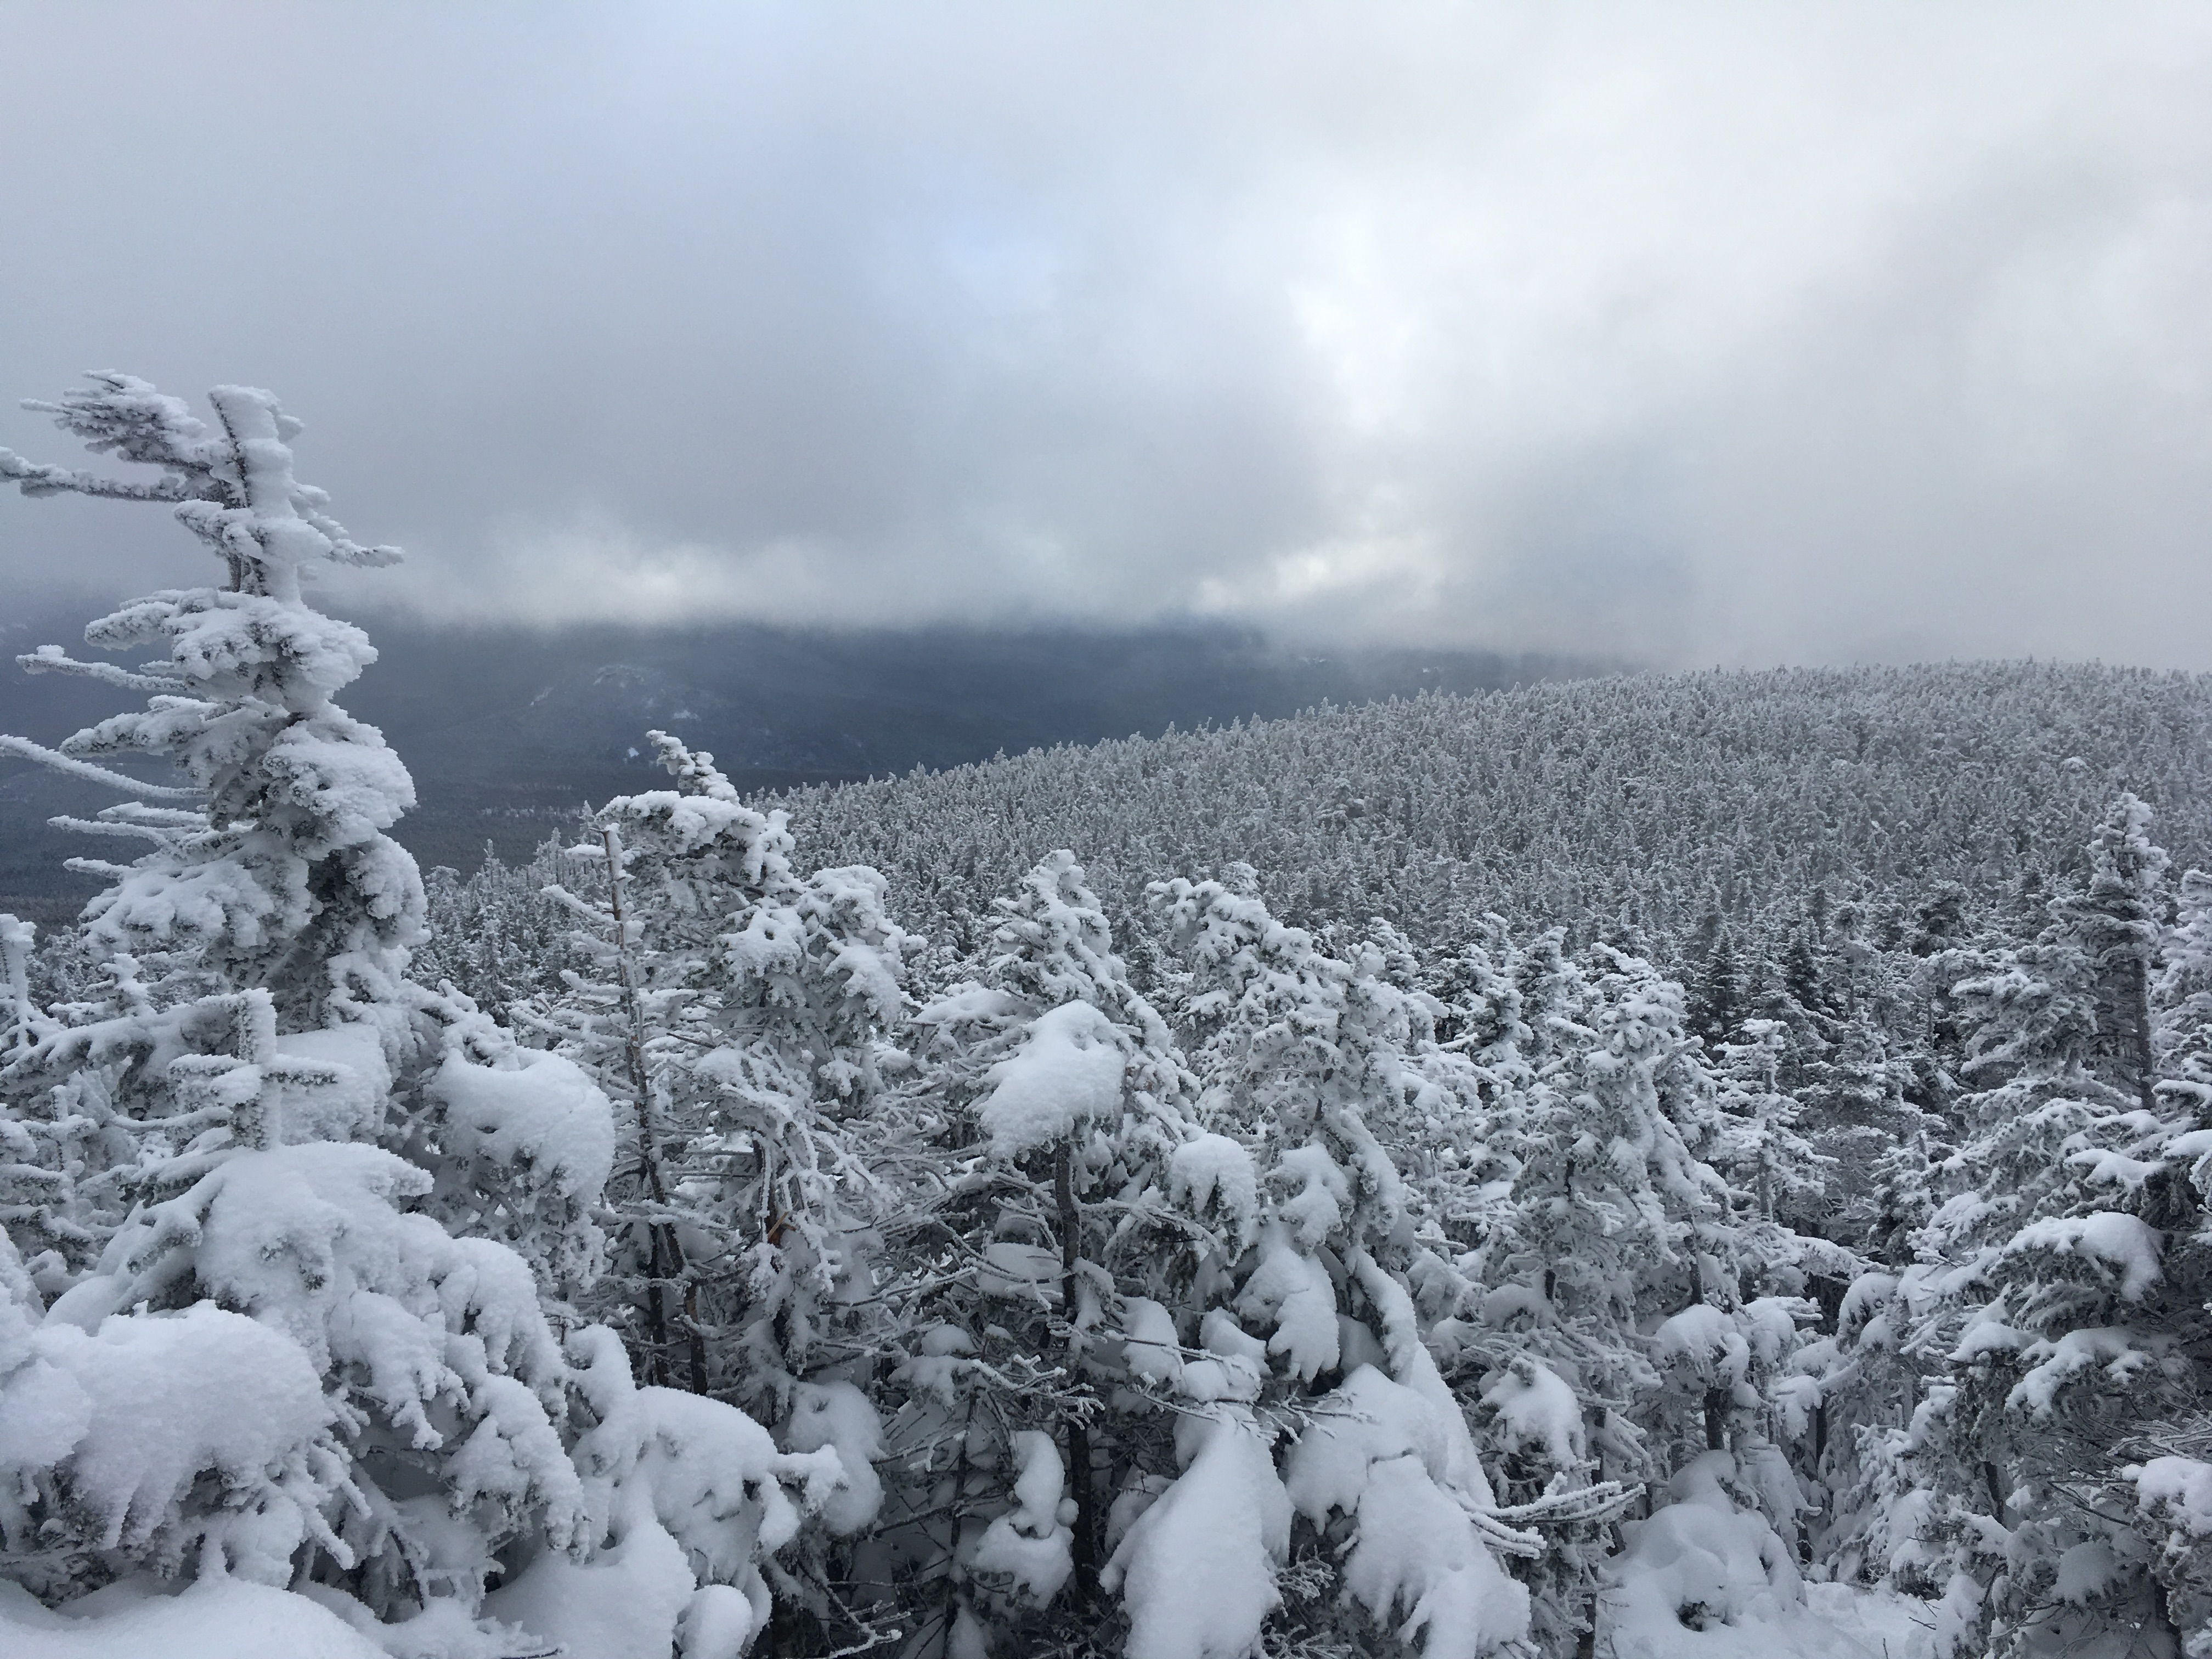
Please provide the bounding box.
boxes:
[772,662,2212,957]
[0,599,1582,917]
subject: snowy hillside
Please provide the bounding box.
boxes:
[5,379,2211,1659]
[0,602,1576,916]
[768,662,2212,958]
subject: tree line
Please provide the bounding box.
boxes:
[3,377,2209,1659]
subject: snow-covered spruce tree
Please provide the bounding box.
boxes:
[1685,923,1750,1053]
[1145,874,1544,1659]
[1421,915,1531,1068]
[1857,795,2203,1657]
[0,915,105,1291]
[866,850,1228,1658]
[2143,865,2212,1659]
[2155,865,2212,1127]
[0,377,850,1658]
[2143,857,2212,1640]
[1712,1019,1831,1239]
[0,377,422,1031]
[1387,927,1647,1656]
[1511,927,1594,1075]
[1477,949,1731,1429]
[1446,944,1827,1648]
[523,730,911,1410]
[514,730,913,1649]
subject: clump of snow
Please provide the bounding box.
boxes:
[485,1502,698,1659]
[267,1025,391,1144]
[1103,1406,1289,1659]
[2000,1211,2163,1300]
[1235,1227,1339,1381]
[679,1584,765,1659]
[1481,1355,1585,1469]
[29,1136,592,1602]
[1344,1453,1531,1659]
[1282,1363,1532,1656]
[1654,1304,1752,1390]
[0,1293,341,1582]
[783,1379,885,1537]
[0,1576,390,1659]
[979,1000,1126,1159]
[971,1429,1074,1604]
[495,1333,845,1659]
[1607,1452,1804,1651]
[1119,1296,1184,1387]
[1601,1576,1937,1659]
[1285,1365,1432,1521]
[1177,1308,1269,1404]
[1347,1251,1489,1497]
[1273,1142,1350,1249]
[426,1047,616,1206]
[977,1240,1062,1304]
[1168,1133,1260,1254]
[2129,1455,2212,1536]
[2005,1326,2169,1416]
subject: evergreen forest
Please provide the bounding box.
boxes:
[5,377,2211,1659]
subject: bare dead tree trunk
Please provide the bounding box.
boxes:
[606,827,706,1392]
[1056,1140,1098,1601]
[2127,953,2159,1114]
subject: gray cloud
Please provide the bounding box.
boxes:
[2,2,2208,667]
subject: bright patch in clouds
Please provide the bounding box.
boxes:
[1,3,2208,667]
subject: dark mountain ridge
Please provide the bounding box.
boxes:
[0,597,1594,917]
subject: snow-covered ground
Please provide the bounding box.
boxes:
[1594,1455,1934,1659]
[0,1578,386,1659]
[1600,1579,1934,1659]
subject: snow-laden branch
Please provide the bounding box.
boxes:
[0,732,201,799]
[0,447,197,500]
[18,644,187,692]
[44,815,175,843]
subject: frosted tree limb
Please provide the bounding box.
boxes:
[0,445,195,500]
[0,732,201,799]
[18,644,188,692]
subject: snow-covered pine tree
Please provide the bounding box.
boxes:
[1146,873,1544,1659]
[867,850,1221,1657]
[516,729,915,1645]
[1865,795,2200,1657]
[0,377,854,1659]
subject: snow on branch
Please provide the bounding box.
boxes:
[0,732,201,799]
[18,644,187,693]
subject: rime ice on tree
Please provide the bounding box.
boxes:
[0,378,852,1659]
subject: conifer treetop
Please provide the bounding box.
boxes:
[1,373,400,599]
[0,375,423,1025]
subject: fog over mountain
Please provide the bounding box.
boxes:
[7,15,2212,1652]
[0,595,1593,917]
[3,3,2209,668]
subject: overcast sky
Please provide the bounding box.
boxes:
[2,3,2208,668]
